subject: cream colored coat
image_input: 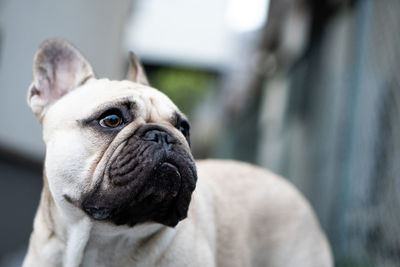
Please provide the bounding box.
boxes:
[24,160,332,267]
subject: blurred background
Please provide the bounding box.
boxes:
[0,0,399,266]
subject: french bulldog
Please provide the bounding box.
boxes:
[23,39,332,267]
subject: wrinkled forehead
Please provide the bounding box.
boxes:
[43,78,179,124]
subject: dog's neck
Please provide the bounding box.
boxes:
[24,175,172,267]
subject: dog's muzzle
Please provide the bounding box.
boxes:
[82,124,197,227]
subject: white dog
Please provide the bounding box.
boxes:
[23,39,333,267]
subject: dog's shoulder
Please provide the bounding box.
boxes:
[195,159,301,199]
[194,159,322,232]
[193,159,332,267]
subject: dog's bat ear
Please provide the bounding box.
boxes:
[127,52,149,86]
[27,39,95,120]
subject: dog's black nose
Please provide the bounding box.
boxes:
[142,129,175,145]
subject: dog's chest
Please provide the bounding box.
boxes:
[80,229,168,267]
[81,236,141,267]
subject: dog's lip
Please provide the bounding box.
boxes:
[157,162,179,174]
[154,162,181,198]
[82,161,183,221]
[84,207,112,220]
[64,194,112,220]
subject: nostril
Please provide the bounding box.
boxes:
[166,134,174,144]
[142,130,175,145]
[142,130,160,142]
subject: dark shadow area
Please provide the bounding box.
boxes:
[0,150,42,263]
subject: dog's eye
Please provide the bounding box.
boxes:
[99,114,122,128]
[178,120,190,137]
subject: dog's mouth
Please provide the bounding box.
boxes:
[81,125,197,227]
[152,162,182,198]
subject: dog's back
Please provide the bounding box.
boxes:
[191,159,333,267]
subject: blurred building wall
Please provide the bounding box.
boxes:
[124,0,237,70]
[0,0,131,159]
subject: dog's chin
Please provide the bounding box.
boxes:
[81,134,197,228]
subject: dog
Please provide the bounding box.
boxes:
[23,39,332,267]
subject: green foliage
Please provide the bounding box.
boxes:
[148,67,216,114]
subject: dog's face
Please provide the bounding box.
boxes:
[28,40,197,227]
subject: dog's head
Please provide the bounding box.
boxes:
[27,39,197,227]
